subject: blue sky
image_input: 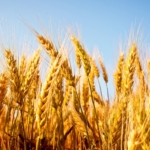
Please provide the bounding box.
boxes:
[1,1,150,99]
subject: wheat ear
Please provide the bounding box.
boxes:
[21,50,40,98]
[37,34,58,60]
[4,49,19,99]
[71,36,91,76]
[114,52,124,98]
[37,54,62,139]
[98,56,109,102]
[122,43,136,96]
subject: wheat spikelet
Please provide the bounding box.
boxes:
[122,43,136,95]
[75,52,81,69]
[114,52,124,96]
[71,36,91,76]
[98,56,108,83]
[52,76,63,108]
[88,63,102,105]
[138,71,147,121]
[88,57,104,106]
[28,69,41,100]
[61,59,75,87]
[37,34,58,59]
[80,73,89,112]
[63,83,72,107]
[4,49,19,95]
[135,48,142,78]
[89,67,95,93]
[19,55,26,83]
[135,49,148,95]
[98,56,109,102]
[90,57,100,78]
[131,93,143,125]
[90,56,104,100]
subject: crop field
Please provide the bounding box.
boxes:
[0,29,150,150]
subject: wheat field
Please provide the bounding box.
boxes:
[0,29,149,150]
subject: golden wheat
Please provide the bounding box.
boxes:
[0,27,150,150]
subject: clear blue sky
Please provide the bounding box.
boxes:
[1,1,150,98]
